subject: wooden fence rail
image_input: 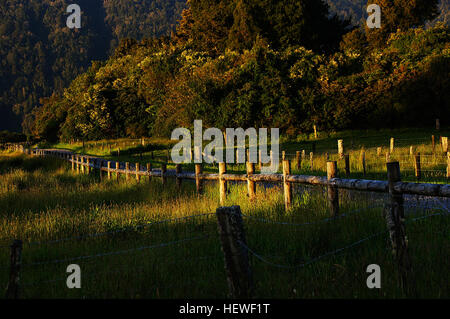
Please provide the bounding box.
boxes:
[27,149,450,201]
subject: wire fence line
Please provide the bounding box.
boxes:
[241,209,449,271]
[241,203,384,227]
[0,212,216,248]
[22,234,211,268]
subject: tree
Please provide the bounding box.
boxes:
[366,0,440,47]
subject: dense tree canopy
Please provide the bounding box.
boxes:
[2,0,448,142]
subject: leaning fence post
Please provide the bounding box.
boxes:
[327,161,339,217]
[5,240,22,299]
[216,206,253,299]
[219,162,227,205]
[246,162,256,200]
[385,162,414,295]
[283,160,292,211]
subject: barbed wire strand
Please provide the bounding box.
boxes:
[22,234,210,267]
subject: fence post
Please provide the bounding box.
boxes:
[161,163,167,186]
[116,162,120,182]
[195,164,203,195]
[136,163,141,183]
[296,151,301,170]
[176,164,182,190]
[5,240,22,299]
[107,161,111,180]
[125,162,130,181]
[414,153,421,181]
[327,161,339,217]
[447,152,450,180]
[258,150,262,172]
[219,162,227,205]
[76,156,80,174]
[313,125,318,139]
[283,160,292,211]
[442,137,448,153]
[310,152,314,171]
[246,162,256,201]
[338,139,344,159]
[81,157,85,174]
[147,163,152,182]
[385,162,414,295]
[344,154,350,177]
[390,137,395,153]
[71,155,75,171]
[216,206,253,299]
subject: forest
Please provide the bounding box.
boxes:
[1,0,449,141]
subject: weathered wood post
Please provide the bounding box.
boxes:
[414,153,421,181]
[390,137,395,154]
[147,163,152,182]
[385,162,414,295]
[216,206,253,299]
[310,152,314,171]
[302,150,306,160]
[219,162,227,205]
[5,240,22,299]
[442,137,448,153]
[135,163,141,183]
[176,164,182,190]
[125,162,130,181]
[313,125,318,139]
[246,162,256,201]
[258,150,262,172]
[338,139,344,159]
[344,154,350,177]
[71,155,75,171]
[327,161,339,217]
[161,163,167,186]
[116,162,120,181]
[447,152,450,180]
[195,164,203,195]
[81,157,85,174]
[76,156,80,174]
[87,158,91,174]
[107,161,111,180]
[296,151,301,170]
[283,160,292,211]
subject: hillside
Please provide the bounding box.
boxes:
[0,0,186,131]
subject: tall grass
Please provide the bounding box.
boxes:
[0,152,448,299]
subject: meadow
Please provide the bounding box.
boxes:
[0,128,449,299]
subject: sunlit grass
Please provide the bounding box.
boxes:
[0,152,448,299]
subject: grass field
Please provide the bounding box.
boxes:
[0,137,449,298]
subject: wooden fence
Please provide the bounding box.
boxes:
[25,148,450,213]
